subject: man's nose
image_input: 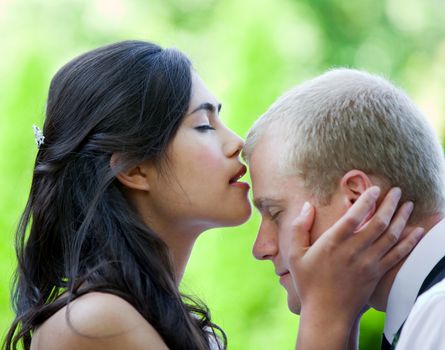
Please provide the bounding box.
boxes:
[252,220,279,260]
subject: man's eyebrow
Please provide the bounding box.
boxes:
[253,198,265,212]
[253,197,282,212]
[189,102,222,115]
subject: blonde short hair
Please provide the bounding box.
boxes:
[243,68,445,222]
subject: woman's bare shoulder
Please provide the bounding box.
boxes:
[31,292,169,350]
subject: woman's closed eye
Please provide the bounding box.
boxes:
[195,124,215,132]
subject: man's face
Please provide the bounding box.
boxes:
[249,131,347,314]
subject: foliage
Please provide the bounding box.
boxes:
[0,0,444,349]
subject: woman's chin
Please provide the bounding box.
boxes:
[197,198,252,229]
[222,203,252,227]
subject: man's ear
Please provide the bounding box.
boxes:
[111,153,151,191]
[339,170,374,208]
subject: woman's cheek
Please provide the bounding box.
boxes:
[197,146,224,172]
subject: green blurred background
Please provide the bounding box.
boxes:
[1,0,444,349]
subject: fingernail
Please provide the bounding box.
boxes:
[301,202,311,216]
[369,186,381,199]
[404,201,414,216]
[415,227,424,239]
[392,187,402,201]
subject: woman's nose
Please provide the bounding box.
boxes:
[223,130,244,158]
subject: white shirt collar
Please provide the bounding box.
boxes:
[384,218,445,343]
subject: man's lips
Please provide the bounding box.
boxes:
[277,270,290,277]
[278,271,290,285]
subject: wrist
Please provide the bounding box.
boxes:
[301,300,357,326]
[300,308,352,334]
[297,310,353,350]
[347,318,361,350]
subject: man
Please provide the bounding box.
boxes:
[243,69,445,349]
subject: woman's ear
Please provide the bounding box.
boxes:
[340,170,374,207]
[111,153,151,191]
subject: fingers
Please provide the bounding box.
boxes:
[354,187,402,248]
[281,202,316,260]
[378,227,424,273]
[367,201,414,259]
[291,202,316,238]
[324,186,381,242]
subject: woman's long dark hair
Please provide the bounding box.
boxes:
[4,40,226,350]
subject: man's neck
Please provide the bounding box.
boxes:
[369,212,445,311]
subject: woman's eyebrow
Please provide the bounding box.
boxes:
[189,102,222,115]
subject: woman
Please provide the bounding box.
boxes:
[4,40,421,350]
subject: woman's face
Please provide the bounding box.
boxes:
[145,72,251,233]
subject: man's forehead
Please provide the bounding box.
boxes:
[250,154,293,210]
[250,163,308,212]
[249,146,289,184]
[249,134,290,171]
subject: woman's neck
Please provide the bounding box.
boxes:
[140,213,207,284]
[159,225,201,283]
[127,191,209,284]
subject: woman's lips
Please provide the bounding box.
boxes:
[230,181,250,190]
[229,165,247,184]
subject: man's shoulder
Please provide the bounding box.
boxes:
[415,277,445,308]
[395,278,445,349]
[407,277,445,326]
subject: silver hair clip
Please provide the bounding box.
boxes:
[33,124,45,149]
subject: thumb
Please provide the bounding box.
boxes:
[287,202,316,251]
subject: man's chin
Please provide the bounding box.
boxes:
[287,295,302,315]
